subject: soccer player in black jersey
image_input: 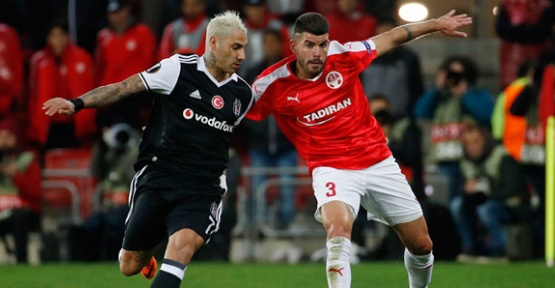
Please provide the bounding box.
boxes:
[43,11,253,288]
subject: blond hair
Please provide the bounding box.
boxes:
[205,11,247,52]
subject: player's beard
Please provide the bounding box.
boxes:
[303,59,324,78]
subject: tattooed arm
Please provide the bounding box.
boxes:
[43,74,146,116]
[370,10,472,57]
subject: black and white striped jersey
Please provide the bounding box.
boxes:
[136,53,254,191]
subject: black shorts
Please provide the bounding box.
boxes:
[122,165,225,251]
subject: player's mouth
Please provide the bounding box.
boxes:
[232,63,241,70]
[308,60,323,68]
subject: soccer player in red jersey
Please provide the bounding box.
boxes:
[247,10,472,288]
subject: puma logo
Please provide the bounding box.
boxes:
[328,267,344,276]
[286,93,300,103]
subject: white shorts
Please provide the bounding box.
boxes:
[312,156,423,226]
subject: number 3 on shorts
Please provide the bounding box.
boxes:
[325,182,336,197]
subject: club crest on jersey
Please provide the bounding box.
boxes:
[325,71,343,89]
[212,95,224,109]
[233,98,241,117]
[75,62,86,74]
[297,98,352,126]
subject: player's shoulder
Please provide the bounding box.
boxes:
[176,53,200,65]
[230,75,255,102]
[235,74,253,90]
[254,55,294,87]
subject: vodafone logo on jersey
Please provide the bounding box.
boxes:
[182,108,234,133]
[325,71,343,89]
[297,98,352,126]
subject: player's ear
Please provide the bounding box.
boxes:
[289,38,296,54]
[210,36,218,51]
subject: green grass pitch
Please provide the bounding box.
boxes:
[0,261,554,287]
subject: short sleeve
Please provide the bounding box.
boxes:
[139,54,180,95]
[328,40,377,74]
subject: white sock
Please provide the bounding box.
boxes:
[118,249,123,262]
[404,248,434,288]
[326,237,352,288]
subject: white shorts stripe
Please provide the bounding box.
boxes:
[125,165,148,224]
[204,201,223,244]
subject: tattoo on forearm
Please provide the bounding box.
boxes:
[80,75,144,108]
[403,26,413,41]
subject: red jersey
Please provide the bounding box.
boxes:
[327,11,377,43]
[27,44,97,144]
[247,40,391,172]
[0,23,23,115]
[95,23,156,86]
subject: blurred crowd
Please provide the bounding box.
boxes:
[0,0,554,265]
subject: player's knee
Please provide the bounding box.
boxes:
[326,221,352,238]
[119,251,143,276]
[408,236,433,255]
[120,261,142,276]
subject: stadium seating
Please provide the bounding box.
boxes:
[40,148,97,262]
[42,148,97,222]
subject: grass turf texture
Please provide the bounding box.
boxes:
[0,261,554,287]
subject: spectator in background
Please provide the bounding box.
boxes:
[362,0,396,23]
[27,22,97,151]
[158,0,209,60]
[0,119,41,264]
[242,29,298,229]
[361,18,424,120]
[23,0,108,54]
[96,0,156,87]
[265,0,307,27]
[74,122,140,261]
[306,0,338,16]
[95,0,156,129]
[495,0,555,89]
[450,125,530,262]
[492,58,549,257]
[241,0,291,74]
[242,28,299,229]
[243,117,299,229]
[266,0,306,17]
[414,56,494,203]
[0,22,23,117]
[326,0,377,43]
[370,95,425,200]
[243,29,284,84]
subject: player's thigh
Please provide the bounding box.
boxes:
[312,167,365,223]
[361,156,423,226]
[123,184,168,251]
[166,193,223,244]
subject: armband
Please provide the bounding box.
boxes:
[403,26,413,41]
[69,98,85,112]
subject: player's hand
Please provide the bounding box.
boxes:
[436,10,472,38]
[42,97,76,116]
